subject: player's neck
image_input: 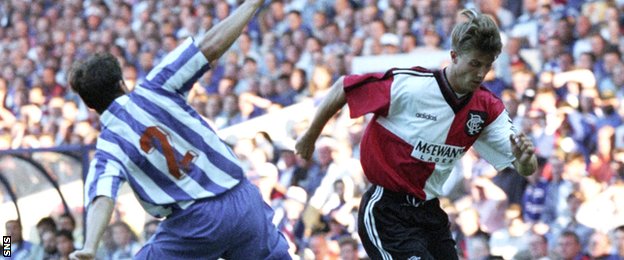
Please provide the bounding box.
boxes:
[443,67,467,98]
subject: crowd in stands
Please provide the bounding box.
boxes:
[2,0,624,259]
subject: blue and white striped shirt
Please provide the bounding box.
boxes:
[85,38,244,218]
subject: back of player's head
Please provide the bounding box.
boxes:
[450,9,502,56]
[69,52,124,114]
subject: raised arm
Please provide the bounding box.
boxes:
[198,0,265,61]
[295,77,346,160]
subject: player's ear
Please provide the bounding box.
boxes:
[450,50,458,64]
[120,80,130,93]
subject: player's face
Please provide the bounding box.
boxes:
[450,49,496,94]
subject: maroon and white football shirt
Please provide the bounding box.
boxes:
[344,67,516,200]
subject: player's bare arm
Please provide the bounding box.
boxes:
[69,196,114,260]
[197,0,265,61]
[295,76,346,160]
[510,132,537,176]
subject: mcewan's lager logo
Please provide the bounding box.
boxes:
[465,110,487,136]
[411,139,465,165]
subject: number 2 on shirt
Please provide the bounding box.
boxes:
[140,126,196,179]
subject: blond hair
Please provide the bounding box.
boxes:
[451,9,502,56]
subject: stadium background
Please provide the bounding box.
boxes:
[1,0,624,259]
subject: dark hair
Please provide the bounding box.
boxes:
[36,217,57,231]
[579,52,596,63]
[59,213,76,228]
[288,10,302,17]
[559,230,580,244]
[56,229,74,241]
[69,53,124,114]
[605,44,622,59]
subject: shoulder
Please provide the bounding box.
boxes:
[474,86,505,110]
[388,66,435,77]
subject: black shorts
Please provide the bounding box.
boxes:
[357,185,458,260]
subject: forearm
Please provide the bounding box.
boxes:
[513,153,537,176]
[242,93,273,109]
[198,0,264,61]
[304,77,347,140]
[82,196,114,252]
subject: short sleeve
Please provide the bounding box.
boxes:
[473,109,517,171]
[343,70,394,118]
[141,37,211,98]
[84,156,126,208]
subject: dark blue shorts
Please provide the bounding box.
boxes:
[135,179,291,259]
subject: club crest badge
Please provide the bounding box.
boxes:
[465,111,487,136]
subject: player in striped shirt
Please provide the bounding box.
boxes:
[296,9,538,259]
[68,1,290,259]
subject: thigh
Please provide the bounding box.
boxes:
[138,180,290,260]
[357,186,436,260]
[223,181,291,260]
[134,228,224,260]
[425,204,459,260]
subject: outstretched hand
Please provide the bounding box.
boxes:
[510,133,537,176]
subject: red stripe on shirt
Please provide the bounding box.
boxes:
[343,71,393,118]
[446,87,506,148]
[359,118,434,199]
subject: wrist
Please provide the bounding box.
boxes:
[516,155,537,176]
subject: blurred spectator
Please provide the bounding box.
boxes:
[306,231,338,260]
[95,226,116,260]
[379,33,400,54]
[6,220,39,260]
[58,212,83,249]
[488,205,530,258]
[470,177,508,234]
[337,236,360,260]
[300,137,338,195]
[613,225,624,258]
[587,231,618,260]
[274,138,307,196]
[455,207,487,258]
[542,155,573,224]
[482,67,510,98]
[4,1,624,258]
[273,186,307,255]
[56,230,75,260]
[548,191,594,250]
[36,217,58,240]
[142,220,159,243]
[521,158,549,223]
[110,221,141,260]
[553,231,590,260]
[38,230,59,260]
[513,233,550,260]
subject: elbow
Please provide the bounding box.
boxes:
[201,43,222,62]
